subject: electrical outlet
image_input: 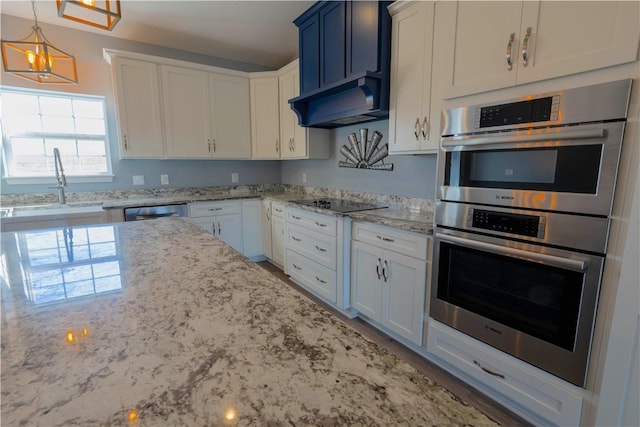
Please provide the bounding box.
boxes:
[133,175,145,186]
[302,173,307,184]
[161,174,169,185]
[231,172,239,183]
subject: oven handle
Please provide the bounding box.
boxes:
[438,234,588,271]
[442,128,605,149]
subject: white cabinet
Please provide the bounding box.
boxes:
[250,61,329,160]
[250,76,281,159]
[437,1,639,98]
[109,57,164,159]
[388,1,439,154]
[189,201,243,253]
[261,200,273,259]
[427,320,584,427]
[270,203,286,267]
[241,199,263,260]
[162,66,252,159]
[351,222,428,346]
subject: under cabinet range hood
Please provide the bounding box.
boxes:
[290,1,392,128]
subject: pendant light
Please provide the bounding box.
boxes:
[56,0,121,31]
[1,1,78,84]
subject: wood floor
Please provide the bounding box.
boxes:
[257,261,532,427]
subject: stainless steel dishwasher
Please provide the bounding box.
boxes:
[124,204,188,221]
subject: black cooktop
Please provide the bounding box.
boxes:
[289,198,388,213]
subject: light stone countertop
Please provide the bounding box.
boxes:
[0,218,492,426]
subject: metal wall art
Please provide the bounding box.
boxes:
[339,128,393,171]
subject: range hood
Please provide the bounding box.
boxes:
[290,1,392,129]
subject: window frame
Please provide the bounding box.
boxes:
[1,86,114,185]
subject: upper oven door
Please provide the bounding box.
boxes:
[437,121,625,216]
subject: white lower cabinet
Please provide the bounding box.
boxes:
[188,201,243,253]
[427,319,584,427]
[351,222,428,346]
[240,199,263,260]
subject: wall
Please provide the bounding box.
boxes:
[280,120,438,199]
[0,14,281,195]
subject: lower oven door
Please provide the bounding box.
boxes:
[430,228,604,387]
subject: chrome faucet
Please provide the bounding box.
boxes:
[52,147,67,204]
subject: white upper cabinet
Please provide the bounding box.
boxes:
[209,74,252,159]
[250,75,281,159]
[438,1,639,99]
[279,66,298,159]
[388,1,439,154]
[161,66,212,158]
[110,57,164,159]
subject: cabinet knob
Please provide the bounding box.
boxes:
[522,27,532,67]
[506,32,515,71]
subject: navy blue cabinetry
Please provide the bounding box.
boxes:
[291,1,392,128]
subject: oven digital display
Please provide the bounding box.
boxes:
[471,209,542,237]
[479,97,554,128]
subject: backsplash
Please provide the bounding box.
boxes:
[1,184,433,211]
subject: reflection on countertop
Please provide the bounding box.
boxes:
[1,218,492,426]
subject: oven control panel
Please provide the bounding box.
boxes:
[468,209,545,238]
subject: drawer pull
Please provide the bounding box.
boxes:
[315,221,327,227]
[291,215,302,220]
[473,360,505,379]
[315,276,327,284]
[292,236,301,242]
[314,245,327,252]
[208,207,223,211]
[292,263,302,270]
[377,235,395,243]
[275,208,283,212]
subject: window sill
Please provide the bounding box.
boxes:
[3,175,115,185]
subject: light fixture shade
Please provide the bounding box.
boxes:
[56,0,121,31]
[1,30,78,84]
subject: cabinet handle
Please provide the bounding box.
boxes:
[314,245,327,253]
[382,260,389,282]
[290,138,295,151]
[213,139,216,152]
[315,221,327,227]
[505,32,515,71]
[376,258,382,279]
[292,236,301,242]
[291,214,301,220]
[208,207,223,211]
[123,134,128,150]
[275,139,279,152]
[218,221,221,235]
[292,263,302,270]
[414,118,420,141]
[421,116,429,140]
[315,276,327,284]
[376,235,395,243]
[266,212,270,221]
[212,221,216,236]
[275,208,282,213]
[473,360,505,379]
[522,27,531,67]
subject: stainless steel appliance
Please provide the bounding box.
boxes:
[431,79,632,387]
[288,198,388,213]
[124,204,188,221]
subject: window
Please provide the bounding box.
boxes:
[1,87,113,183]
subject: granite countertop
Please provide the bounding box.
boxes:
[0,218,492,426]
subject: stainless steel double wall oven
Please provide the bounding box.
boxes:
[431,79,632,387]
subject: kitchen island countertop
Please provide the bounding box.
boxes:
[1,218,490,426]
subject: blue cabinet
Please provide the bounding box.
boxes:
[291,1,392,128]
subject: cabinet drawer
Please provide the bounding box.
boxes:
[287,223,337,270]
[271,202,285,218]
[286,249,337,304]
[286,207,337,236]
[427,320,583,427]
[353,222,429,260]
[189,201,240,217]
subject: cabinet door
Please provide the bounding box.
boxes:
[382,250,426,345]
[250,77,281,159]
[261,201,273,259]
[388,2,433,153]
[271,214,285,267]
[351,240,382,321]
[279,68,298,159]
[517,1,639,85]
[320,1,347,87]
[111,57,164,158]
[439,2,522,99]
[241,200,262,258]
[209,73,251,159]
[299,13,320,95]
[217,214,243,253]
[161,66,212,158]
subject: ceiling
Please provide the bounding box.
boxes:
[0,0,316,69]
